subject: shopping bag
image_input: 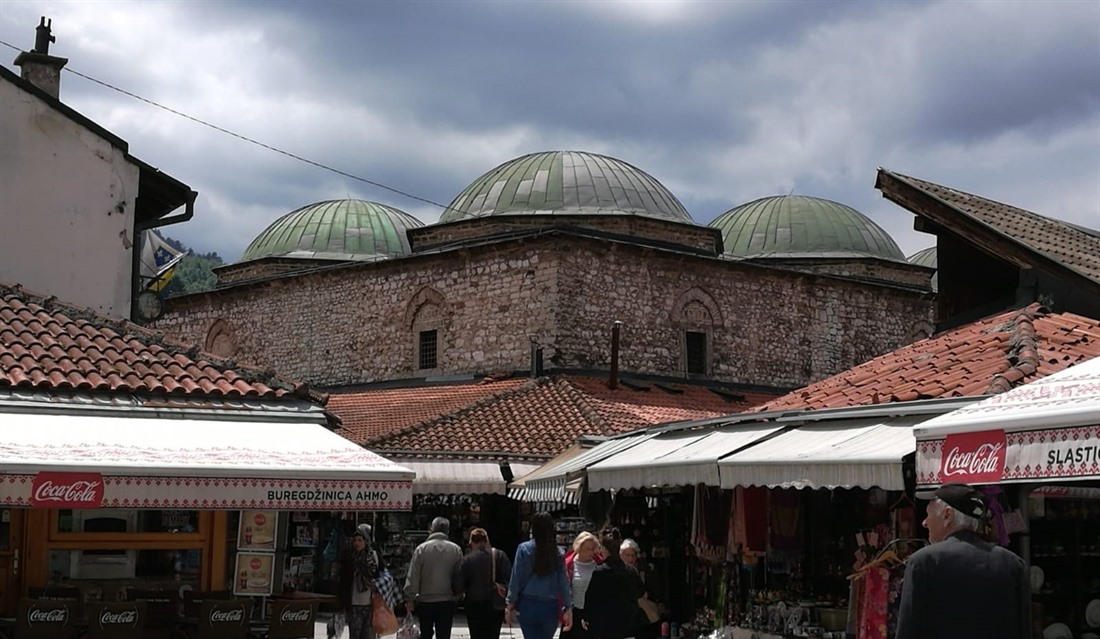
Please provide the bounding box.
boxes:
[638,595,660,623]
[397,615,420,639]
[372,594,400,636]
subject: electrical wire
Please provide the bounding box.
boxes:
[0,39,455,214]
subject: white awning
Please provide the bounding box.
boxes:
[402,460,541,495]
[525,433,655,502]
[718,416,932,490]
[587,424,783,491]
[508,445,589,503]
[914,356,1100,487]
[0,411,414,510]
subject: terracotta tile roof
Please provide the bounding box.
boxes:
[328,378,530,443]
[1,283,308,399]
[754,304,1100,412]
[878,170,1100,287]
[333,374,778,458]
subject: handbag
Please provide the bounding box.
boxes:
[372,588,400,636]
[638,595,660,624]
[490,548,507,611]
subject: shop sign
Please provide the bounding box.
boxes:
[940,430,1007,483]
[918,424,1100,486]
[30,472,104,508]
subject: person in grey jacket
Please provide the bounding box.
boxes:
[896,483,1030,639]
[405,517,465,639]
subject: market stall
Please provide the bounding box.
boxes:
[913,355,1100,637]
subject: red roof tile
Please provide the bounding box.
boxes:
[1,283,308,400]
[332,374,778,458]
[755,304,1100,412]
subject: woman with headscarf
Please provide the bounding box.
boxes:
[505,512,574,639]
[339,523,380,639]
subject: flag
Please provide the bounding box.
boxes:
[139,230,188,293]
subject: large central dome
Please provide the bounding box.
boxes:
[440,151,693,224]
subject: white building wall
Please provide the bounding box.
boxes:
[0,79,139,318]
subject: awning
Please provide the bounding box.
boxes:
[588,424,782,491]
[508,444,589,504]
[914,356,1100,487]
[0,411,414,510]
[718,416,931,490]
[402,460,541,495]
[525,433,655,502]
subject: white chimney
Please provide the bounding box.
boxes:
[13,17,68,99]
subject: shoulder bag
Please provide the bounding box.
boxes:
[490,548,507,611]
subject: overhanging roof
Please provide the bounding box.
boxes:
[400,460,541,495]
[717,415,931,490]
[0,409,413,510]
[587,424,783,491]
[525,433,655,502]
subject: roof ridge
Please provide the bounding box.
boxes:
[554,376,614,435]
[985,303,1044,394]
[367,376,547,445]
[1,282,312,400]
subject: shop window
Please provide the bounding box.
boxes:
[685,331,708,375]
[48,548,203,583]
[56,509,200,534]
[418,329,438,370]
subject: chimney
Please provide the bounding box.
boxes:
[14,17,68,99]
[608,320,622,390]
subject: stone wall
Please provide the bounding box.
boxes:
[154,233,933,389]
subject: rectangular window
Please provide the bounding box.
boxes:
[686,331,707,375]
[419,329,438,370]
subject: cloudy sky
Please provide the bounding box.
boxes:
[2,0,1098,261]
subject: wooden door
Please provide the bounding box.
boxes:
[0,507,23,616]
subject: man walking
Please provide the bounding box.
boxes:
[896,483,1030,639]
[405,517,465,639]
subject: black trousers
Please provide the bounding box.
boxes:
[465,599,506,639]
[417,601,458,639]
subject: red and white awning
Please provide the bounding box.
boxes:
[914,356,1100,487]
[0,411,414,510]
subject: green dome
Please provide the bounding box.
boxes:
[440,150,693,224]
[909,246,938,291]
[710,195,905,261]
[241,199,423,262]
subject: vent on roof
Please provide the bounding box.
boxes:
[708,388,745,403]
[619,380,650,391]
[653,383,684,395]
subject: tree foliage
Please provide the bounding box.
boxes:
[160,235,224,297]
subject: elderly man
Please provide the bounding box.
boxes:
[896,483,1030,639]
[405,517,464,639]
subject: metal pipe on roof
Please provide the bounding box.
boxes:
[609,320,622,390]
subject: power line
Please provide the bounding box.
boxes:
[0,39,455,213]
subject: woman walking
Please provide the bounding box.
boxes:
[582,528,643,639]
[340,524,380,639]
[505,512,574,639]
[620,539,660,639]
[461,527,512,639]
[562,532,602,639]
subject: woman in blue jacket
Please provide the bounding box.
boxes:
[505,512,574,639]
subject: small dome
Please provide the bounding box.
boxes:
[909,246,938,291]
[440,150,693,224]
[710,195,905,261]
[241,199,423,262]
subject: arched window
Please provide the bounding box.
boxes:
[673,288,722,378]
[405,287,447,373]
[204,319,236,358]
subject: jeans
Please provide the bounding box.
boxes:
[417,601,458,639]
[517,596,560,639]
[465,599,506,639]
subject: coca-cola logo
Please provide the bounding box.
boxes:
[210,608,244,624]
[940,430,1007,483]
[28,608,67,624]
[281,608,311,623]
[100,609,138,625]
[31,472,105,508]
[254,513,266,526]
[249,558,262,570]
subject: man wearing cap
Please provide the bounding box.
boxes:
[896,483,1030,639]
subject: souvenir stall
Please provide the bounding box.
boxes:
[0,408,414,618]
[914,356,1100,639]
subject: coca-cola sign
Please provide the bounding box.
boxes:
[940,429,1007,483]
[31,472,104,508]
[100,609,138,626]
[281,608,311,623]
[210,608,245,624]
[27,607,68,624]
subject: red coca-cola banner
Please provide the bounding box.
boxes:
[30,472,105,508]
[940,429,1007,483]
